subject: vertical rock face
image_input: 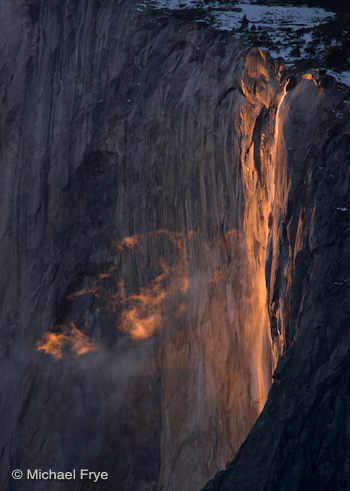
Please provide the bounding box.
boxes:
[157,47,284,491]
[204,58,350,491]
[1,1,349,491]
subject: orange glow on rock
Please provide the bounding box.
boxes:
[115,235,141,252]
[118,255,191,341]
[37,321,97,360]
[210,268,225,285]
[38,230,196,352]
[66,286,101,300]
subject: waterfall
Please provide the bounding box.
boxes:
[1,2,349,491]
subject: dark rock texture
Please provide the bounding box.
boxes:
[1,1,350,491]
[203,64,350,491]
[0,1,278,490]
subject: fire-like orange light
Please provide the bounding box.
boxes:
[115,235,140,252]
[118,258,190,341]
[37,321,97,360]
[38,230,196,352]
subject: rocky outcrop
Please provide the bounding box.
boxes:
[0,2,277,489]
[1,1,349,491]
[203,53,350,491]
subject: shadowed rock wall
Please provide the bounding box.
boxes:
[0,1,280,489]
[1,1,349,491]
[204,57,350,491]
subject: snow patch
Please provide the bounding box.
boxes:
[328,70,350,87]
[139,1,350,87]
[147,0,333,30]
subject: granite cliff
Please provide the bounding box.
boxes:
[0,1,349,490]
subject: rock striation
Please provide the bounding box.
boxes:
[0,1,349,491]
[203,40,350,491]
